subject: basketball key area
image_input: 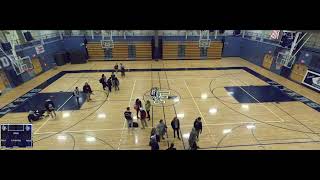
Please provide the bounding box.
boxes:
[1,59,320,150]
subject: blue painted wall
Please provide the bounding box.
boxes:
[237,38,320,75]
[2,35,320,91]
[0,38,65,88]
[222,36,241,57]
[62,36,87,55]
[297,48,320,73]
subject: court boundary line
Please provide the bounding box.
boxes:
[33,120,283,135]
[117,79,136,150]
[33,94,74,134]
[2,66,319,118]
[200,140,320,150]
[228,79,285,123]
[184,80,218,144]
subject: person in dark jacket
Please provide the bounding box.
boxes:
[114,63,119,73]
[150,127,160,142]
[124,107,133,129]
[134,98,142,118]
[28,110,42,123]
[111,72,116,87]
[171,117,181,140]
[188,127,199,150]
[166,143,176,150]
[139,107,148,129]
[149,134,159,150]
[106,77,112,92]
[44,99,56,118]
[114,77,120,91]
[193,117,203,139]
[120,63,125,77]
[83,82,93,102]
[99,74,107,91]
[145,100,151,120]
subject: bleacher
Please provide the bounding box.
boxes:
[112,42,129,60]
[87,41,152,60]
[184,41,201,59]
[86,42,105,60]
[163,42,179,59]
[135,42,152,60]
[162,41,223,60]
[207,41,223,59]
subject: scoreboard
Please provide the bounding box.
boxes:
[1,124,33,148]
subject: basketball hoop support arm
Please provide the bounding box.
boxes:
[288,33,312,63]
[288,32,301,58]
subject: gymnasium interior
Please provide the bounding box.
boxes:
[0,30,319,150]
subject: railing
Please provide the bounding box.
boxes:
[304,33,320,49]
[31,32,60,41]
[7,32,61,47]
[62,31,241,37]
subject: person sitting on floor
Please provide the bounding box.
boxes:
[28,110,43,123]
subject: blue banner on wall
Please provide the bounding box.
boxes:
[302,70,320,92]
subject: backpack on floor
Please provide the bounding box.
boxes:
[133,122,139,128]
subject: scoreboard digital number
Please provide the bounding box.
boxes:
[1,124,33,148]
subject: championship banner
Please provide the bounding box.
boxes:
[302,70,320,91]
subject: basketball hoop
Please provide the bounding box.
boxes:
[22,64,33,73]
[101,40,114,49]
[199,39,211,48]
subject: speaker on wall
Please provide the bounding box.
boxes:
[23,32,33,41]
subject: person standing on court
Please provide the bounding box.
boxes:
[120,63,125,77]
[114,63,119,73]
[124,107,133,129]
[171,117,181,140]
[134,98,142,118]
[73,87,81,107]
[156,119,167,141]
[114,77,120,91]
[139,107,148,129]
[188,127,199,150]
[83,82,93,102]
[149,134,159,150]
[193,117,202,139]
[145,100,151,121]
[106,77,112,92]
[111,72,116,88]
[150,127,160,142]
[45,98,56,119]
[99,74,107,91]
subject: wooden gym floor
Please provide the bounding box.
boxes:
[1,57,320,150]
